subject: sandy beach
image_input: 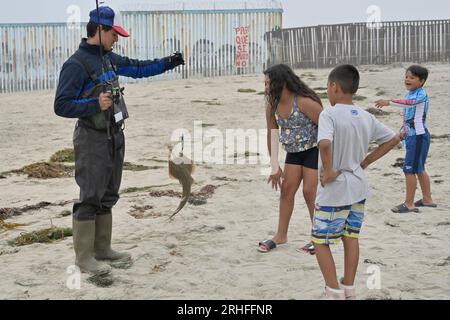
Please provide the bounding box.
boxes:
[0,63,449,300]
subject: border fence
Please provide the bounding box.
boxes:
[265,20,450,69]
[0,2,283,93]
[2,11,450,94]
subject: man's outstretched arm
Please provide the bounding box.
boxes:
[110,52,185,79]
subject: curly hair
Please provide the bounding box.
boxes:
[264,64,322,115]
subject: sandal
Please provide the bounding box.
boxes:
[414,199,437,208]
[297,242,316,255]
[391,203,419,213]
[257,239,277,253]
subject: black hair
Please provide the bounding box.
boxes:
[263,64,323,115]
[406,65,429,84]
[86,21,112,38]
[328,64,360,94]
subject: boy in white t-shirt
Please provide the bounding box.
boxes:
[312,65,401,299]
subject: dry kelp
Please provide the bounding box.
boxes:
[50,149,75,163]
[366,107,390,117]
[10,227,72,246]
[22,162,74,179]
[0,200,72,220]
[0,220,26,231]
[122,162,151,172]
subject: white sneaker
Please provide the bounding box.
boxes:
[340,278,357,300]
[322,286,346,300]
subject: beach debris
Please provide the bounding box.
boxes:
[14,279,45,287]
[363,259,387,267]
[167,144,195,219]
[58,210,72,217]
[22,162,74,179]
[392,158,405,168]
[382,173,397,177]
[434,180,444,184]
[191,99,222,106]
[9,227,72,246]
[169,249,183,257]
[188,224,226,234]
[301,72,317,80]
[151,261,171,273]
[186,185,220,206]
[127,205,155,219]
[191,99,210,103]
[213,176,238,182]
[385,221,400,228]
[122,162,151,172]
[237,88,257,93]
[0,202,51,220]
[0,220,27,231]
[87,273,114,287]
[437,221,450,226]
[367,107,390,116]
[50,148,75,163]
[0,200,72,220]
[437,257,450,267]
[317,92,328,99]
[109,259,134,270]
[0,248,20,256]
[206,101,222,106]
[431,134,450,140]
[353,95,367,101]
[421,232,431,236]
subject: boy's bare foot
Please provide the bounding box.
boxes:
[271,235,288,245]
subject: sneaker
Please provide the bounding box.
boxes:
[340,278,357,300]
[322,286,346,300]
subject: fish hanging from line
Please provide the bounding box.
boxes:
[167,140,195,220]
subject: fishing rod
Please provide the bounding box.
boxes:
[95,0,112,140]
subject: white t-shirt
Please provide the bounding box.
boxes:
[316,104,395,207]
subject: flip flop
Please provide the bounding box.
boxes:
[257,239,277,253]
[414,199,438,208]
[296,242,316,255]
[391,203,419,213]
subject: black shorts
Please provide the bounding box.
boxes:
[285,147,318,170]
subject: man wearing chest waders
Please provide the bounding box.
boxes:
[54,5,185,275]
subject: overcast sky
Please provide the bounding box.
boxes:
[0,0,448,27]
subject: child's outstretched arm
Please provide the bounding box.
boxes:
[375,97,427,109]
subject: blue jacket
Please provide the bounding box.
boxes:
[54,39,170,118]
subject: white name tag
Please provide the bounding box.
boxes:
[114,112,123,123]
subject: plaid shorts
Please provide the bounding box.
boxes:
[311,200,366,245]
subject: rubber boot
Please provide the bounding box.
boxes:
[94,214,131,261]
[73,219,111,275]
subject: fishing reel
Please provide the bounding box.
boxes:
[105,78,124,105]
